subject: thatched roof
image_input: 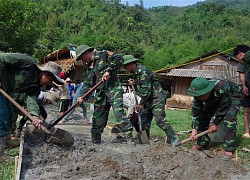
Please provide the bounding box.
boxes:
[39,46,83,73]
[54,58,84,73]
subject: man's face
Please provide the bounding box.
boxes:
[79,51,94,64]
[39,72,53,86]
[197,92,211,102]
[123,63,135,72]
[235,52,245,64]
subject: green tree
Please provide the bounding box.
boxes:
[0,0,43,54]
[26,0,250,69]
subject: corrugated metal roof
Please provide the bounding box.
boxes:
[165,69,223,78]
[155,50,237,73]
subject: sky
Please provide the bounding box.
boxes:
[120,0,206,8]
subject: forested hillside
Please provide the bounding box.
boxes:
[0,0,249,70]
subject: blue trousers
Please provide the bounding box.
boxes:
[0,93,13,137]
[64,96,87,121]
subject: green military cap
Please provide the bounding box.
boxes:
[123,55,138,65]
[188,77,215,97]
[76,45,94,61]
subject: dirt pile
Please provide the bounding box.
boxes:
[19,104,250,180]
[20,131,249,180]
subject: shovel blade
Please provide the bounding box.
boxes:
[137,131,150,144]
[141,130,150,144]
[47,128,74,147]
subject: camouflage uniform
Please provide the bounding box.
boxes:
[191,79,241,152]
[82,51,132,143]
[131,64,179,144]
[0,53,41,137]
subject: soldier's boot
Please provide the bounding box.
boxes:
[5,135,20,148]
[91,133,102,144]
[111,134,127,143]
[145,130,150,139]
[111,121,133,133]
[0,137,13,162]
[111,132,133,143]
[164,124,180,147]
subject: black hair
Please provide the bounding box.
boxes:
[233,44,250,56]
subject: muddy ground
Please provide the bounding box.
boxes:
[19,104,250,180]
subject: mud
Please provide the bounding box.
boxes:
[19,104,250,180]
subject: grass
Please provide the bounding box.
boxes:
[0,147,19,180]
[1,108,250,179]
[150,108,192,138]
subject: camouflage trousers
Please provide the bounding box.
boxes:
[91,91,131,141]
[196,95,240,152]
[140,99,178,144]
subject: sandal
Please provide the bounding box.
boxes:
[242,133,250,139]
[222,151,233,160]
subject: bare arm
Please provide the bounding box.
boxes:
[239,73,248,95]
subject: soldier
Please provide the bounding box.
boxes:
[188,77,241,159]
[75,45,132,144]
[0,53,64,160]
[122,55,179,146]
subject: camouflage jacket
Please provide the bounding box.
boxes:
[0,53,41,117]
[132,64,166,108]
[82,51,124,100]
[191,78,240,129]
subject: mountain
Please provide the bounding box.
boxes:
[199,0,250,13]
[1,0,249,70]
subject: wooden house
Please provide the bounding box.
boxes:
[39,46,85,82]
[155,50,239,109]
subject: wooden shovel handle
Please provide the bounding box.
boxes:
[131,84,139,106]
[181,129,210,144]
[50,79,104,127]
[0,88,51,134]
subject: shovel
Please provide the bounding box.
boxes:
[174,129,210,147]
[49,80,104,127]
[131,84,150,144]
[0,88,74,147]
